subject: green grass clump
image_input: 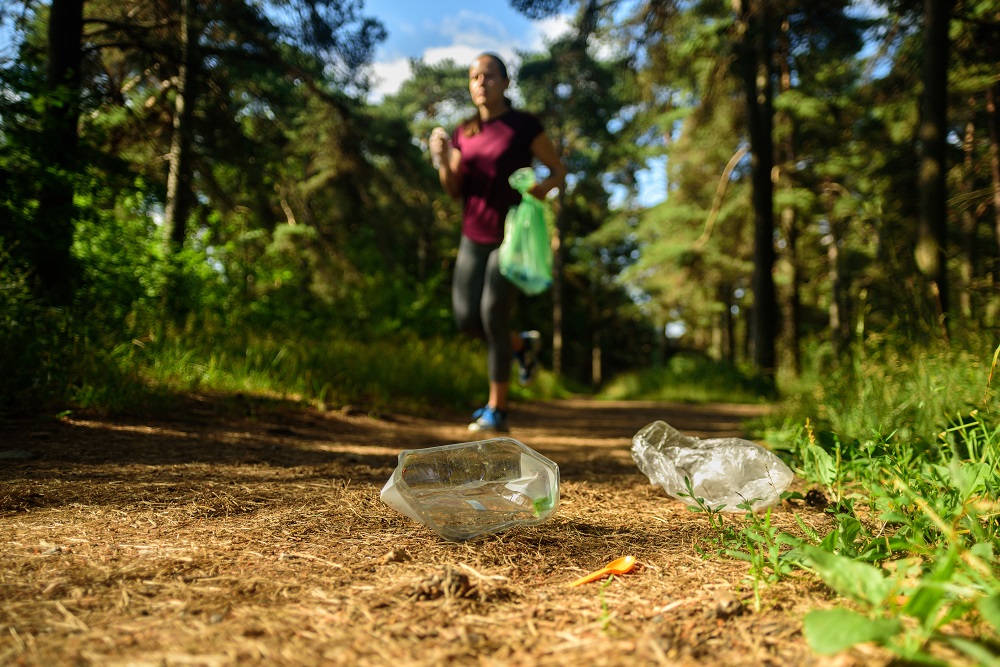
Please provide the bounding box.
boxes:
[598,351,776,404]
[129,331,492,415]
[725,337,1000,664]
[57,325,576,417]
[776,415,1000,664]
[778,336,997,445]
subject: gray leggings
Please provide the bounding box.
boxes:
[453,235,517,383]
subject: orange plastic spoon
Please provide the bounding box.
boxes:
[567,555,637,587]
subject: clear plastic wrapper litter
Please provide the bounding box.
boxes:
[631,420,794,512]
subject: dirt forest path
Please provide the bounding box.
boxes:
[0,398,885,667]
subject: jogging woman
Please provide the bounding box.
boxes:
[429,52,566,432]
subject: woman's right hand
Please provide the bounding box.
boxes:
[429,127,451,169]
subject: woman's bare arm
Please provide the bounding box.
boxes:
[528,132,567,200]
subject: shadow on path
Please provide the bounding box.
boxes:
[1,396,771,493]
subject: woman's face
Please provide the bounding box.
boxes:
[469,56,508,109]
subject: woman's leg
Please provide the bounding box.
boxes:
[452,236,521,421]
[482,246,518,410]
[452,235,489,338]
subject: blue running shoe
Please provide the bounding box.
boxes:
[468,406,509,433]
[515,330,542,386]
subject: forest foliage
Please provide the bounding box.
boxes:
[1,0,999,412]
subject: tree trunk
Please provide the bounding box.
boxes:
[551,172,566,379]
[591,324,602,388]
[718,283,735,364]
[33,0,85,305]
[724,298,735,364]
[735,0,777,377]
[782,207,801,374]
[915,0,954,329]
[958,101,977,321]
[822,181,851,354]
[164,0,199,254]
[776,17,800,376]
[827,227,843,353]
[987,84,1000,257]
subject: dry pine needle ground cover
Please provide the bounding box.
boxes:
[1,396,893,666]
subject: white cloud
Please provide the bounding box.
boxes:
[439,10,513,48]
[365,11,574,102]
[423,44,484,68]
[369,57,413,101]
[529,15,573,51]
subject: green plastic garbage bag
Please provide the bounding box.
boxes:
[499,168,553,295]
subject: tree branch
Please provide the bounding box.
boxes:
[694,144,749,249]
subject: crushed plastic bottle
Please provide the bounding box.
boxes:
[631,421,793,512]
[380,437,560,541]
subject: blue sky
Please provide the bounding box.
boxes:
[361,0,573,101]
